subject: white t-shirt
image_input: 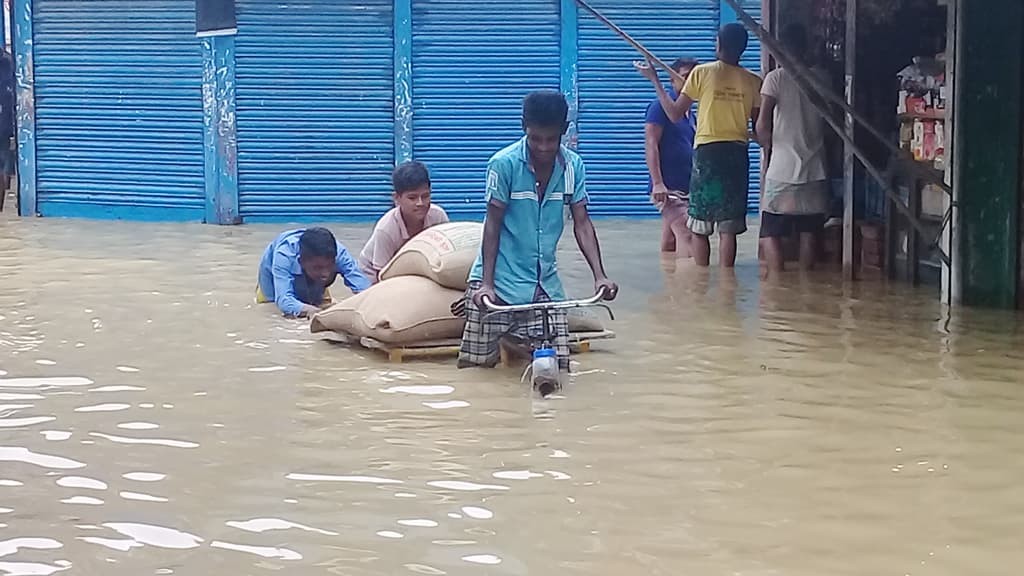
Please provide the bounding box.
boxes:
[762,67,827,184]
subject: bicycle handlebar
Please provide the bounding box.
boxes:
[480,288,614,320]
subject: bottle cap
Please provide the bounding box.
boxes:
[533,348,556,359]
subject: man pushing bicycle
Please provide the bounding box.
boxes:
[456,89,618,372]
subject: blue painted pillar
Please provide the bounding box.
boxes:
[13,0,35,217]
[200,33,240,224]
[393,0,413,164]
[560,0,578,149]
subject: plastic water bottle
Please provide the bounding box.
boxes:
[531,348,560,396]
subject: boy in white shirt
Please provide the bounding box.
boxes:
[358,161,449,282]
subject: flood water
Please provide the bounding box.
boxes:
[2,215,1024,575]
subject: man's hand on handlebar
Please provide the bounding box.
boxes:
[595,277,619,301]
[472,283,500,310]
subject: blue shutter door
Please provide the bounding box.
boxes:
[32,0,205,220]
[734,1,763,213]
[577,1,719,216]
[411,0,561,218]
[234,0,394,222]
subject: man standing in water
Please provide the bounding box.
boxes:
[636,23,761,267]
[756,24,830,277]
[457,90,618,372]
[645,57,698,256]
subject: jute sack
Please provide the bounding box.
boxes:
[379,222,483,290]
[310,276,465,344]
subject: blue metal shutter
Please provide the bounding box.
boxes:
[33,0,205,220]
[577,1,719,216]
[411,0,561,218]
[235,0,394,221]
[737,2,763,213]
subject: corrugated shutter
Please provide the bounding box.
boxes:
[33,0,205,220]
[235,0,394,221]
[412,0,561,218]
[737,2,763,213]
[577,1,719,216]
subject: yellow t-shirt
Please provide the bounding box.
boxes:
[682,61,762,147]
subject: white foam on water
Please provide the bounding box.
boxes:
[77,537,143,552]
[123,472,166,483]
[103,523,202,550]
[0,538,62,558]
[0,371,5,377]
[376,531,404,539]
[550,450,570,459]
[60,496,103,506]
[462,554,502,565]
[119,491,168,503]
[0,377,93,389]
[397,519,438,528]
[40,431,71,442]
[0,561,71,575]
[0,509,10,515]
[115,366,139,373]
[74,404,130,413]
[0,447,85,470]
[492,470,543,481]
[461,507,494,520]
[0,395,41,401]
[210,540,302,561]
[545,470,571,480]
[286,473,402,484]
[0,417,57,429]
[247,366,286,373]
[0,405,32,412]
[0,480,23,487]
[56,477,107,491]
[380,385,454,396]
[90,433,198,449]
[448,513,462,519]
[394,492,416,498]
[225,518,337,536]
[422,400,470,410]
[139,403,155,409]
[426,481,509,492]
[116,422,159,431]
[34,360,56,366]
[89,386,145,393]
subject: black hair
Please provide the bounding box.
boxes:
[780,23,808,55]
[392,160,431,195]
[522,89,569,131]
[299,227,338,260]
[671,57,699,73]
[719,22,749,61]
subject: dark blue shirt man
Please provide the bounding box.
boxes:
[645,57,698,254]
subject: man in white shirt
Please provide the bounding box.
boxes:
[756,24,830,276]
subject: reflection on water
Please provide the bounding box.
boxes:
[1,216,1024,575]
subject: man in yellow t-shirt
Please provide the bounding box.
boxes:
[637,23,762,267]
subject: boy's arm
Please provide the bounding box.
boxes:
[271,252,315,318]
[568,161,617,300]
[757,94,777,161]
[336,246,371,294]
[473,161,511,308]
[635,61,694,123]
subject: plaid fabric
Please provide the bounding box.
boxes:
[457,281,570,371]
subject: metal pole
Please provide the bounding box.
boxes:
[842,0,857,280]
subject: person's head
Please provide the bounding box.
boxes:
[392,160,432,222]
[780,23,809,62]
[298,227,338,285]
[670,57,699,93]
[522,89,569,165]
[716,22,749,64]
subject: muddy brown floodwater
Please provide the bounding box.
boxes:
[2,216,1024,576]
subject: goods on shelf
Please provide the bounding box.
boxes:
[896,55,946,171]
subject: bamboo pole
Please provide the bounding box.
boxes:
[573,0,687,84]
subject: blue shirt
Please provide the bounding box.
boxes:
[468,136,588,305]
[645,90,697,192]
[258,229,370,316]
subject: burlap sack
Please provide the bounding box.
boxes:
[379,222,483,290]
[310,276,466,344]
[567,309,606,333]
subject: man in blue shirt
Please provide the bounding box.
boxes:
[645,57,698,255]
[257,227,370,318]
[457,90,618,372]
